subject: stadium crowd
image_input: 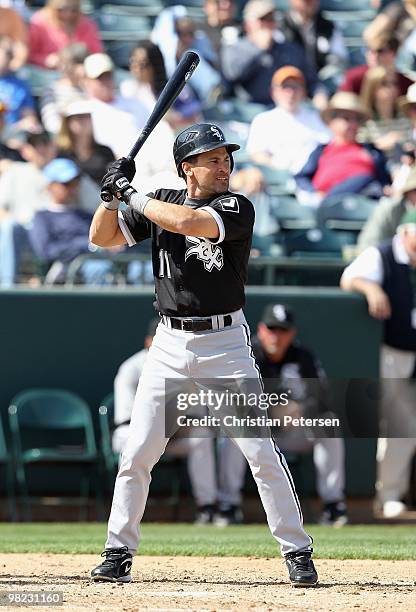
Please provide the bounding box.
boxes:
[0,0,415,522]
[1,0,416,284]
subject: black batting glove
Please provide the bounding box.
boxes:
[105,157,136,182]
[101,171,136,202]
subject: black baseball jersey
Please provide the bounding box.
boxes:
[119,188,255,317]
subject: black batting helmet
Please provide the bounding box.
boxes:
[173,123,240,178]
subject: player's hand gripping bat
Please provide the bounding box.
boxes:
[100,50,200,203]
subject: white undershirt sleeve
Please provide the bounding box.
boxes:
[340,246,384,285]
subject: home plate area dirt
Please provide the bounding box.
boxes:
[0,555,415,611]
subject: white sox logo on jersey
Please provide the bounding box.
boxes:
[185,236,224,271]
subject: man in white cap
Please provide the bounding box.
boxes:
[82,53,148,157]
[82,53,175,184]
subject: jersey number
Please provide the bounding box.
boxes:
[158,249,171,278]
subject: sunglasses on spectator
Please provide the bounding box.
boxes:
[57,6,79,12]
[371,47,390,54]
[278,81,304,91]
[331,112,362,123]
[61,177,81,187]
[130,58,150,68]
[259,11,275,21]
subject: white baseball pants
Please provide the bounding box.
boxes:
[105,310,312,556]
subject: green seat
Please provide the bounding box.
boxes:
[8,389,101,521]
[283,227,356,258]
[317,194,377,231]
[99,393,184,520]
[255,166,296,196]
[270,196,317,230]
[321,0,374,12]
[202,99,269,125]
[95,9,152,40]
[0,415,17,521]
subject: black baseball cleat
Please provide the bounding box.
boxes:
[213,504,243,527]
[194,504,217,525]
[91,546,133,583]
[319,500,348,527]
[285,551,318,587]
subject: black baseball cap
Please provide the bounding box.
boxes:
[261,304,295,330]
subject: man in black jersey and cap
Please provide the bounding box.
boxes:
[89,123,318,587]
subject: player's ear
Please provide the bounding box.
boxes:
[182,161,193,176]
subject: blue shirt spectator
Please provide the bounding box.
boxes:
[0,37,36,128]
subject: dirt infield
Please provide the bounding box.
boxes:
[1,554,415,611]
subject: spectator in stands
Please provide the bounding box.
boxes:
[338,32,413,98]
[394,1,416,72]
[151,7,221,102]
[0,7,28,71]
[56,100,114,185]
[246,65,330,174]
[358,66,412,157]
[221,0,319,105]
[200,0,240,60]
[120,41,202,130]
[28,0,103,70]
[278,0,348,75]
[295,92,391,207]
[216,304,348,526]
[0,100,23,165]
[39,42,89,135]
[365,1,416,51]
[81,52,149,158]
[398,82,416,141]
[0,130,98,221]
[358,166,416,249]
[113,318,220,525]
[0,37,38,134]
[341,210,416,518]
[29,157,110,284]
[82,53,176,188]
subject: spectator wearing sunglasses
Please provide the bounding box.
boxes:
[295,92,391,206]
[338,32,413,98]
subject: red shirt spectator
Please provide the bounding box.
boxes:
[28,0,103,69]
[295,92,391,204]
[312,142,376,193]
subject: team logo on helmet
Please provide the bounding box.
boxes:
[182,130,198,144]
[210,125,224,141]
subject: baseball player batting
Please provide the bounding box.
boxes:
[89,123,318,587]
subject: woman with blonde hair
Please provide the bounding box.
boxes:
[28,0,103,69]
[358,65,412,156]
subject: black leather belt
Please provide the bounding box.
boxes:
[165,314,233,332]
